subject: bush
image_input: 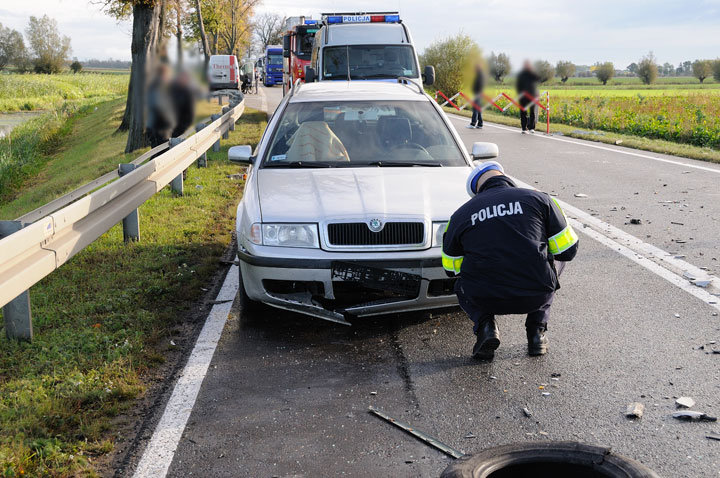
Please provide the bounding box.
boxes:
[489,52,511,82]
[534,60,554,83]
[713,59,720,82]
[692,59,712,83]
[637,52,658,85]
[70,60,82,73]
[595,62,614,85]
[420,33,481,95]
[556,61,575,83]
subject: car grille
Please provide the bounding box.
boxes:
[327,222,424,246]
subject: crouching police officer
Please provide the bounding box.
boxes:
[442,161,579,360]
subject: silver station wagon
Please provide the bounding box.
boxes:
[229,80,497,324]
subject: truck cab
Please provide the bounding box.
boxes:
[282,17,320,94]
[308,12,434,89]
[263,46,284,87]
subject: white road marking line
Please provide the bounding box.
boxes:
[510,177,719,310]
[448,114,720,174]
[133,265,239,478]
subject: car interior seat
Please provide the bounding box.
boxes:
[378,117,412,149]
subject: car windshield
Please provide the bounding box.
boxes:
[262,100,466,168]
[267,54,283,65]
[322,45,418,80]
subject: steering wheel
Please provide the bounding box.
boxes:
[391,142,430,154]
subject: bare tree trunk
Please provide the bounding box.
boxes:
[194,0,211,72]
[176,2,183,67]
[124,2,160,153]
[118,71,133,131]
[155,0,169,59]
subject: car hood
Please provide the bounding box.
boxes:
[256,167,471,222]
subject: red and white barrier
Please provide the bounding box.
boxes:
[435,89,551,134]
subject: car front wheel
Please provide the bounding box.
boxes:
[237,263,262,314]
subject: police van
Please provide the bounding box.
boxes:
[207,54,240,91]
[307,12,434,89]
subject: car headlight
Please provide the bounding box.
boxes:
[432,221,448,248]
[262,223,319,248]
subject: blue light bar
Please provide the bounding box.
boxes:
[304,19,317,24]
[384,14,400,22]
[327,16,342,23]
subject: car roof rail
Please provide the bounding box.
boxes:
[290,78,302,97]
[397,77,424,95]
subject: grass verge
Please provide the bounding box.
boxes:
[0,108,267,477]
[0,98,226,220]
[444,106,720,164]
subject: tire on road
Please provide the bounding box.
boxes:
[441,442,660,478]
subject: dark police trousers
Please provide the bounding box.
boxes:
[471,96,483,127]
[456,262,566,334]
[519,96,538,131]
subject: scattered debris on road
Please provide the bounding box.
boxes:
[707,432,720,441]
[614,140,623,145]
[629,218,642,225]
[574,193,589,198]
[522,407,532,418]
[464,433,476,439]
[368,406,465,459]
[674,313,681,318]
[369,391,377,395]
[675,397,695,408]
[670,222,684,226]
[672,411,717,422]
[626,402,645,419]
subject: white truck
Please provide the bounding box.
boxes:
[307,12,434,89]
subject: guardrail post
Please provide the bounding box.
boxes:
[218,95,223,105]
[195,123,207,167]
[211,114,221,152]
[222,106,230,139]
[168,138,184,195]
[118,164,140,242]
[0,221,33,342]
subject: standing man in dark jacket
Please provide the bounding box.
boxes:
[170,71,197,139]
[516,60,540,133]
[146,64,176,147]
[467,63,485,129]
[442,161,579,360]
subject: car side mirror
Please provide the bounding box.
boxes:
[423,65,435,86]
[471,142,499,161]
[282,35,291,58]
[228,145,254,164]
[305,67,316,83]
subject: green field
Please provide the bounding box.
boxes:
[0,72,128,112]
[443,77,720,151]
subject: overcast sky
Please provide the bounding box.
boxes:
[2,0,719,68]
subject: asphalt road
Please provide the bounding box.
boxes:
[152,86,719,477]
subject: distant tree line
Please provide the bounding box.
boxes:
[83,58,132,69]
[0,15,71,73]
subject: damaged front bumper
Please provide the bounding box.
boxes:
[237,248,458,325]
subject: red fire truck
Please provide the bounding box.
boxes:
[282,16,319,94]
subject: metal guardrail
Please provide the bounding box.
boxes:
[0,95,245,340]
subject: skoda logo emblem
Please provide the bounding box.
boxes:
[368,218,384,232]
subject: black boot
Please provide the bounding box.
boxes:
[527,326,548,356]
[473,319,500,360]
